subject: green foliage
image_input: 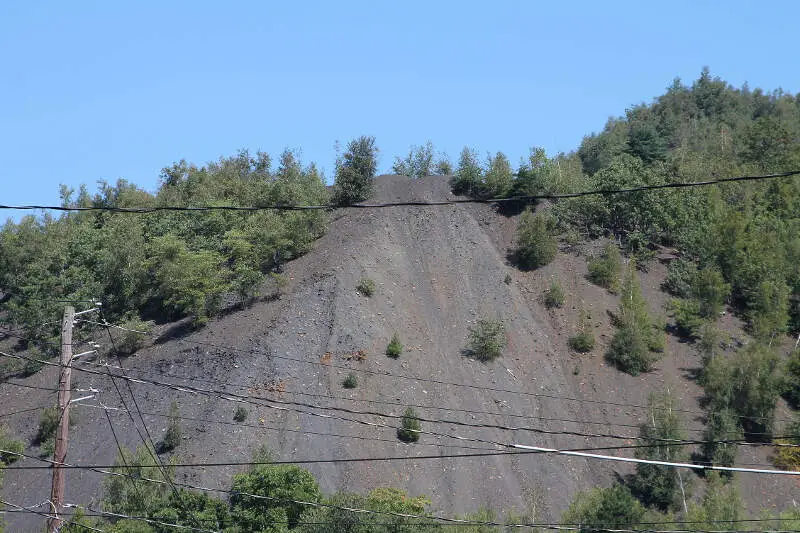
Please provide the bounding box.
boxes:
[515,209,557,269]
[342,372,358,389]
[503,273,512,285]
[562,484,645,533]
[450,147,483,195]
[466,318,507,362]
[298,488,433,532]
[230,461,321,530]
[629,390,688,511]
[784,349,800,408]
[701,407,743,472]
[0,428,23,466]
[234,406,248,423]
[397,407,421,443]
[692,267,730,318]
[669,298,704,338]
[587,243,622,293]
[35,406,59,452]
[483,152,514,198]
[544,280,565,309]
[159,401,182,453]
[356,277,376,297]
[392,141,451,178]
[114,316,154,356]
[385,332,403,358]
[703,343,781,439]
[548,70,800,339]
[773,416,800,470]
[332,136,378,206]
[20,347,46,377]
[662,259,697,297]
[0,148,328,339]
[685,472,744,530]
[569,311,595,353]
[606,263,663,375]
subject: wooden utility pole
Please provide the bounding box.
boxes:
[48,305,74,533]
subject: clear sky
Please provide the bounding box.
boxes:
[2,1,799,211]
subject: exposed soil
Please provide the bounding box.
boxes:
[3,175,799,531]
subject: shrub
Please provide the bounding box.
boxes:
[772,418,800,470]
[159,401,181,453]
[606,262,663,375]
[115,316,154,356]
[569,333,595,353]
[36,407,59,447]
[331,136,379,206]
[662,258,697,297]
[20,347,45,377]
[562,484,645,532]
[269,272,288,297]
[629,390,688,511]
[587,243,621,293]
[233,406,248,423]
[703,343,781,440]
[515,210,557,269]
[342,373,358,389]
[784,349,800,408]
[397,407,421,443]
[701,407,743,472]
[544,280,565,309]
[503,273,512,285]
[356,278,376,297]
[386,333,403,358]
[693,267,730,318]
[0,428,24,465]
[391,141,441,178]
[670,298,704,338]
[466,318,507,362]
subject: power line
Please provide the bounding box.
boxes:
[4,350,798,457]
[6,449,800,532]
[0,497,104,532]
[1,169,798,213]
[75,357,712,434]
[158,337,787,423]
[0,405,54,418]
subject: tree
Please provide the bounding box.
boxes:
[392,141,434,178]
[703,343,781,439]
[397,407,421,443]
[450,147,483,196]
[562,484,645,533]
[515,210,557,269]
[332,136,378,206]
[685,472,744,531]
[298,488,433,532]
[606,261,663,375]
[483,151,513,198]
[701,407,743,472]
[629,390,688,511]
[230,462,320,530]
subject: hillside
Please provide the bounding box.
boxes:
[3,174,798,531]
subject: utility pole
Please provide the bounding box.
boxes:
[48,305,74,533]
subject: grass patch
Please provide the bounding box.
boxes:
[342,373,358,389]
[356,278,376,297]
[543,280,565,309]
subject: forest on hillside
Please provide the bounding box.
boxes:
[3,69,800,532]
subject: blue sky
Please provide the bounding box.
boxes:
[2,1,799,211]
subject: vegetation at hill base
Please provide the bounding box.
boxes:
[61,442,800,533]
